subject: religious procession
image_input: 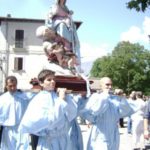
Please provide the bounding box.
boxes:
[0,0,150,150]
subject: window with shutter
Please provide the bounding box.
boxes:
[15,30,24,48]
[14,57,23,71]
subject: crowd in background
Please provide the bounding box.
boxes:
[0,71,150,150]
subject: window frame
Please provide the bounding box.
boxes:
[15,30,24,48]
[14,56,25,71]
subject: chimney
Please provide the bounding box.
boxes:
[7,14,11,18]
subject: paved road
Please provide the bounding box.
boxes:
[119,127,133,150]
[80,125,133,150]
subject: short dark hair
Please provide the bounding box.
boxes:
[136,91,143,98]
[38,69,55,83]
[5,76,17,85]
[4,76,17,92]
[58,0,66,4]
[30,78,39,86]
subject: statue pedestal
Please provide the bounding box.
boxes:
[44,63,89,93]
[55,75,87,93]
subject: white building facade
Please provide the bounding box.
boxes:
[0,16,49,91]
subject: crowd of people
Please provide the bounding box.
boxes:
[0,71,150,150]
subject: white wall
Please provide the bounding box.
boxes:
[0,18,49,91]
[9,54,50,90]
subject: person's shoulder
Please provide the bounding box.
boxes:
[16,89,27,95]
[66,93,73,98]
[90,92,107,99]
[15,89,24,95]
[146,100,150,106]
[35,90,53,98]
[0,91,10,97]
[90,92,100,97]
[111,94,125,100]
[0,92,14,104]
[110,94,117,98]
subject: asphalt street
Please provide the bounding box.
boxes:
[80,124,148,150]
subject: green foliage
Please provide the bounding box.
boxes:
[126,0,150,12]
[90,41,150,95]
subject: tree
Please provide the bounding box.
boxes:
[126,0,150,12]
[90,41,150,95]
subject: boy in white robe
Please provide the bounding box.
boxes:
[19,69,77,150]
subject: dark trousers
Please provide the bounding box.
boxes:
[0,126,3,148]
[119,118,124,127]
[30,134,39,150]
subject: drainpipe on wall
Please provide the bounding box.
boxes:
[0,54,3,92]
[0,56,6,92]
[5,14,10,77]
